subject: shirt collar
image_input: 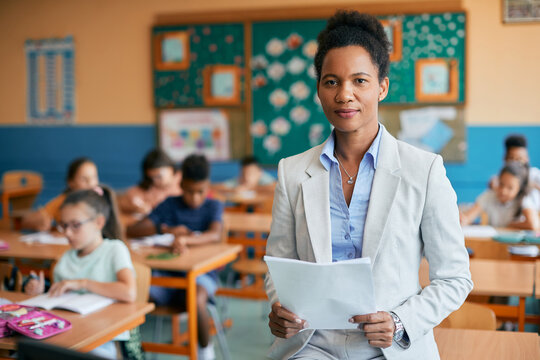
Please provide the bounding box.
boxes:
[320,123,383,171]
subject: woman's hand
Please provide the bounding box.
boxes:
[48,279,86,297]
[268,302,308,339]
[349,311,395,348]
[25,271,45,296]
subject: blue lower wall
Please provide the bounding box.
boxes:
[1,124,539,212]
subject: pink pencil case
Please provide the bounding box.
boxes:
[0,304,36,338]
[6,308,71,340]
[0,240,9,251]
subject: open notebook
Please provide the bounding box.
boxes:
[19,293,115,315]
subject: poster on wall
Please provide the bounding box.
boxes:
[159,109,231,162]
[25,36,75,124]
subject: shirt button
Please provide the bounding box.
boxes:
[345,234,350,240]
[348,253,354,259]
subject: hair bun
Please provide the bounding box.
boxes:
[326,10,387,46]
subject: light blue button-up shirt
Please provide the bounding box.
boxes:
[319,124,383,262]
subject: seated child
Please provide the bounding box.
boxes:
[462,161,540,230]
[490,134,540,192]
[126,154,223,360]
[118,149,182,216]
[220,156,275,193]
[21,157,99,232]
[25,188,136,360]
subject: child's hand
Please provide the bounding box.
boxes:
[25,271,45,295]
[172,236,189,255]
[36,209,52,232]
[48,279,86,297]
[163,224,191,237]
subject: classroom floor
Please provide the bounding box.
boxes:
[140,298,272,360]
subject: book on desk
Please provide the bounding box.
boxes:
[19,293,114,315]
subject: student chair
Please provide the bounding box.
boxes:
[1,171,43,228]
[217,212,272,300]
[0,262,22,292]
[133,262,151,303]
[437,302,497,330]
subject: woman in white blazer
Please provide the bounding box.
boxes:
[265,10,473,360]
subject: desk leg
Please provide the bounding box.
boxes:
[518,297,525,332]
[188,272,198,360]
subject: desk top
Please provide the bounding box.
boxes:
[536,260,540,299]
[0,230,69,260]
[130,242,242,274]
[0,291,154,351]
[420,258,535,297]
[223,212,272,233]
[434,328,540,359]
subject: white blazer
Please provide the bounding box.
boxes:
[265,128,473,359]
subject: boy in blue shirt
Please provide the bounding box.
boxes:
[127,154,223,359]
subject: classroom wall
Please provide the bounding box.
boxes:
[1,0,539,209]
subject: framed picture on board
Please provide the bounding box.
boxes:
[415,58,458,102]
[154,31,190,71]
[203,65,242,106]
[380,20,402,62]
[502,0,540,23]
[159,109,231,162]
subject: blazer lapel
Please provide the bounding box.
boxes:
[362,129,401,264]
[302,147,332,263]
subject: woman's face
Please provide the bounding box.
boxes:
[317,45,388,135]
[496,172,521,204]
[68,162,99,191]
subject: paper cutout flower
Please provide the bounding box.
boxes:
[263,135,282,154]
[266,38,285,57]
[225,35,234,44]
[303,40,318,58]
[287,56,306,75]
[270,117,291,136]
[269,89,289,108]
[267,62,286,82]
[251,55,268,70]
[309,124,325,146]
[290,106,310,125]
[307,64,317,79]
[314,93,322,108]
[209,44,217,52]
[250,120,268,137]
[290,81,310,101]
[252,74,267,89]
[287,33,303,49]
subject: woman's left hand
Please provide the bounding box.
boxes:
[48,279,85,297]
[349,311,395,348]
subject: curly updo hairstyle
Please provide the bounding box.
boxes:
[314,10,391,82]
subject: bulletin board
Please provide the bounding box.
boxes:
[153,23,245,108]
[152,4,467,165]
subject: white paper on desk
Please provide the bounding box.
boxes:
[264,256,376,330]
[461,225,498,238]
[20,232,69,245]
[130,233,174,248]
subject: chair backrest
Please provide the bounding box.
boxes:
[0,262,22,292]
[2,171,43,189]
[132,261,151,303]
[223,212,272,260]
[438,302,497,330]
[1,171,43,216]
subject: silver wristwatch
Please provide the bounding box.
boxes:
[390,312,404,342]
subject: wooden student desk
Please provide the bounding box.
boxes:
[464,227,540,261]
[420,258,535,331]
[0,291,154,352]
[0,230,69,261]
[129,242,242,360]
[434,327,540,359]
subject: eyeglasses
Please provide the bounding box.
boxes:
[56,217,95,233]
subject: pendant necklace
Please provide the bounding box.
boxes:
[334,152,357,185]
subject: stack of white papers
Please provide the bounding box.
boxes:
[508,245,539,257]
[130,233,174,248]
[264,256,376,330]
[20,232,69,245]
[461,225,498,238]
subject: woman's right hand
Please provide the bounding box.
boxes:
[268,302,308,339]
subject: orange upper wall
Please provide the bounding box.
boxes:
[0,0,539,125]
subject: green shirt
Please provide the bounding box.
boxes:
[54,239,134,288]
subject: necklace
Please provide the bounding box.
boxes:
[334,152,357,185]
